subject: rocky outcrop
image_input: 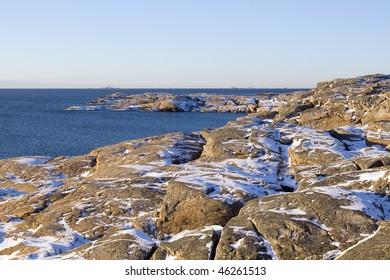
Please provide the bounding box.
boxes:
[220,188,382,260]
[65,92,287,114]
[54,229,156,260]
[336,221,390,260]
[273,74,390,129]
[151,226,221,260]
[1,74,390,260]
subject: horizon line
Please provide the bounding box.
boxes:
[0,86,312,90]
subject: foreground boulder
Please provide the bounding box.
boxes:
[221,187,387,259]
[55,229,156,260]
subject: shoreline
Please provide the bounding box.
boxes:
[0,74,389,260]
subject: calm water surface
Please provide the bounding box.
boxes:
[0,88,305,159]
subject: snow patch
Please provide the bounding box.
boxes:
[359,171,387,182]
[13,157,51,166]
[314,187,390,220]
[268,207,307,216]
[230,238,244,249]
[335,227,381,260]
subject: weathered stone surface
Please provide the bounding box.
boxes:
[1,74,390,260]
[157,181,241,234]
[226,189,383,259]
[215,217,273,260]
[353,154,390,170]
[58,229,156,260]
[337,221,390,260]
[304,166,390,194]
[151,226,221,260]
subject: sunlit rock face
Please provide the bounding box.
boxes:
[1,74,389,260]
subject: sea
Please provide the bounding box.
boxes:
[0,88,305,159]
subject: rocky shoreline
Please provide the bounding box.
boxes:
[1,74,389,260]
[65,91,288,113]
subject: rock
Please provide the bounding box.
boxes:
[57,155,96,178]
[151,226,221,260]
[1,74,390,260]
[155,98,186,112]
[65,92,264,113]
[157,180,241,234]
[353,154,390,170]
[226,189,382,259]
[58,229,156,260]
[288,129,348,166]
[215,217,274,260]
[300,166,390,194]
[337,221,390,260]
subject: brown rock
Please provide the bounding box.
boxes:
[151,226,221,260]
[157,180,241,234]
[60,229,156,260]
[226,189,379,259]
[215,217,273,260]
[337,221,390,260]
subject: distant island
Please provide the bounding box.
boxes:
[0,74,389,260]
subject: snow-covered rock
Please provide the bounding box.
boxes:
[1,74,389,259]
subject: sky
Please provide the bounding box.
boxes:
[0,0,389,88]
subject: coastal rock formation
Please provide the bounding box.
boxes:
[65,92,287,114]
[1,74,389,260]
[151,226,221,260]
[336,221,390,260]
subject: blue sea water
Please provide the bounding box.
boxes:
[0,88,305,159]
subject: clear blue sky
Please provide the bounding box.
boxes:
[0,0,389,88]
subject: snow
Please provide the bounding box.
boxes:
[290,217,332,231]
[230,238,244,249]
[65,105,106,111]
[335,227,381,260]
[205,241,214,252]
[359,171,387,181]
[0,218,91,259]
[291,138,303,148]
[330,241,340,247]
[323,249,343,260]
[207,225,223,235]
[112,229,155,249]
[310,219,331,231]
[167,227,213,243]
[268,207,307,215]
[313,187,390,220]
[0,218,24,259]
[260,237,278,260]
[120,164,156,171]
[228,226,278,259]
[80,171,91,178]
[27,225,43,234]
[0,188,26,199]
[165,254,178,260]
[13,157,51,166]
